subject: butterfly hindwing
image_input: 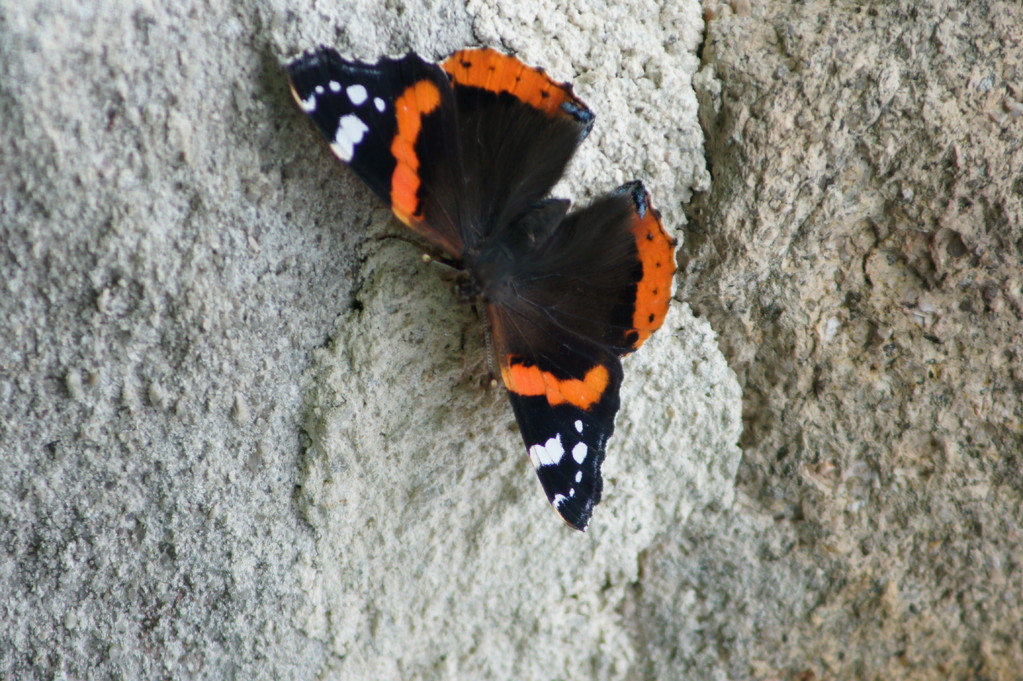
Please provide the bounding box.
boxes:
[494,182,675,357]
[617,182,677,351]
[489,182,675,530]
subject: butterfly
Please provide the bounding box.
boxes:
[287,46,676,530]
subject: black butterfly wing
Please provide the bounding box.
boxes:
[288,47,595,259]
[489,182,677,530]
[440,48,594,249]
[287,48,465,256]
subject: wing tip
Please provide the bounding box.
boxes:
[556,501,594,532]
[551,473,603,531]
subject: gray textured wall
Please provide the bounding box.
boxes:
[3,0,1020,679]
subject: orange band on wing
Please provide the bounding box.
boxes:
[629,202,676,349]
[441,48,579,117]
[390,79,443,225]
[501,361,610,410]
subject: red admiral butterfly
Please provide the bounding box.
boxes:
[287,47,676,530]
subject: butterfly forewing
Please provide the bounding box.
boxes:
[287,49,465,256]
[441,48,594,248]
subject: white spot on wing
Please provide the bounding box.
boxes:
[528,434,564,468]
[575,471,583,483]
[315,85,324,94]
[374,97,386,112]
[347,84,368,105]
[330,114,369,162]
[299,95,317,112]
[329,80,341,92]
[574,420,583,433]
[572,442,587,464]
[552,494,568,508]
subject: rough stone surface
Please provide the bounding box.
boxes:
[6,0,1019,678]
[299,254,738,679]
[658,1,1023,679]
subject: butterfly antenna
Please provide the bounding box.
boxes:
[475,304,500,389]
[369,233,464,274]
[420,252,461,272]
